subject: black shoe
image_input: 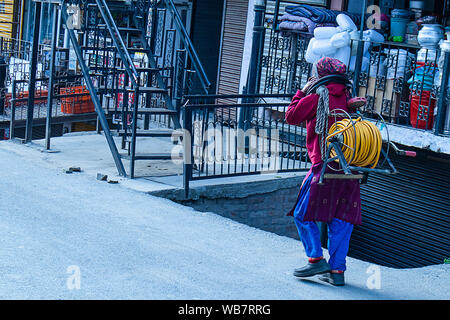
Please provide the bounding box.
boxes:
[318,272,345,286]
[293,259,331,278]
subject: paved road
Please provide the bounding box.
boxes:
[0,141,447,299]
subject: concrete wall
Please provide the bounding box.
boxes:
[149,172,309,239]
[178,184,301,239]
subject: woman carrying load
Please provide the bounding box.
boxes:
[285,57,361,286]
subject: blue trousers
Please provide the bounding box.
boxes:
[293,174,354,271]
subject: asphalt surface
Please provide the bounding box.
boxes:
[0,141,448,299]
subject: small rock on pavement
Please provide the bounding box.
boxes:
[97,173,108,181]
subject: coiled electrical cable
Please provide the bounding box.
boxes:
[327,117,382,169]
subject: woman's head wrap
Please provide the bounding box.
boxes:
[314,57,347,78]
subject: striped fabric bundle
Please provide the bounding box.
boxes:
[285,4,361,25]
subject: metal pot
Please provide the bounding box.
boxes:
[418,24,444,49]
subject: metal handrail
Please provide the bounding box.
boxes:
[182,93,310,197]
[95,0,139,86]
[164,0,211,93]
[60,0,127,176]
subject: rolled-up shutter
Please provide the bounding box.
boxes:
[349,150,450,268]
[0,0,16,38]
[217,0,248,96]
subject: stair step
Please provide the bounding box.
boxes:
[117,108,177,115]
[80,46,114,51]
[120,153,183,160]
[118,129,183,137]
[126,87,168,94]
[116,108,178,115]
[95,85,169,95]
[127,48,149,53]
[94,2,134,12]
[137,108,177,115]
[117,27,141,34]
[98,25,141,34]
[117,66,170,73]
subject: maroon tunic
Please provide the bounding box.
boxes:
[285,83,362,225]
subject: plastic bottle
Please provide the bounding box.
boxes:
[331,31,350,48]
[314,27,338,40]
[336,14,357,32]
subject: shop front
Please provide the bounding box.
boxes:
[248,0,450,267]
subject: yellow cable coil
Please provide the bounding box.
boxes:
[327,118,382,169]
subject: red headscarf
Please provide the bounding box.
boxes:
[315,57,347,78]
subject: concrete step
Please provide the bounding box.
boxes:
[125,87,168,94]
[118,129,183,138]
[117,108,177,115]
[120,153,183,160]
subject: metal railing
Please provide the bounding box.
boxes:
[0,33,106,141]
[0,38,37,119]
[0,37,46,139]
[182,93,310,196]
[95,0,140,86]
[163,0,210,94]
[7,74,99,139]
[142,0,211,98]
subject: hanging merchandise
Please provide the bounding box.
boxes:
[305,14,355,65]
[349,30,360,56]
[348,30,380,57]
